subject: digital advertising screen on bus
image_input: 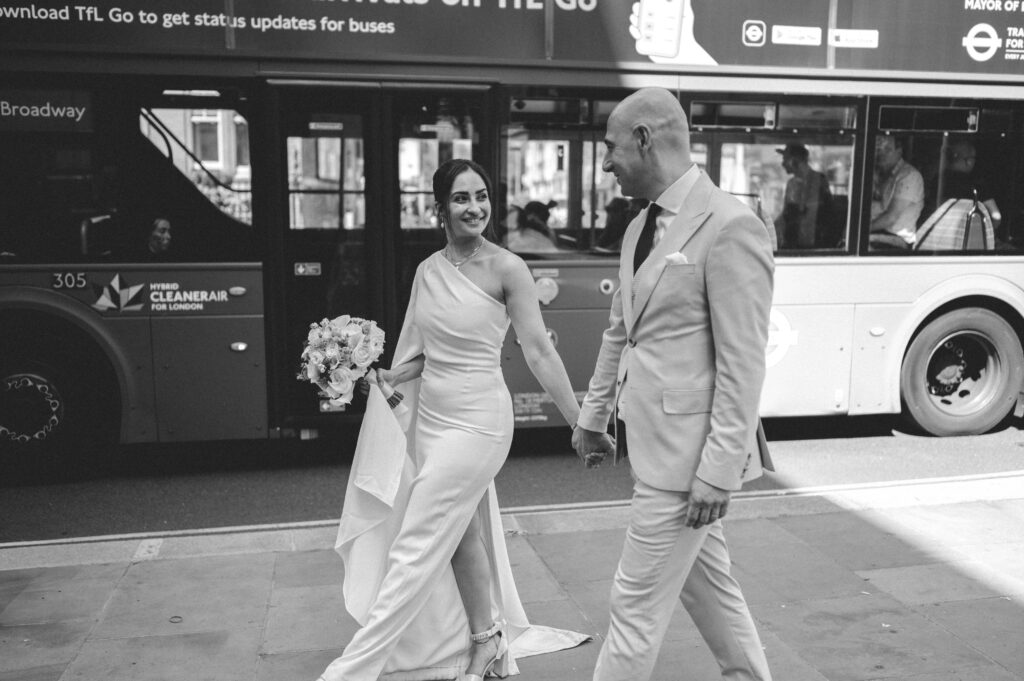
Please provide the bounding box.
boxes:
[3,0,1024,80]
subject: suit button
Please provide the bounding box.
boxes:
[627,338,637,347]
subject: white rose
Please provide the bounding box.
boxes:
[351,342,376,369]
[328,315,352,337]
[328,366,357,404]
[367,324,385,354]
[341,323,364,348]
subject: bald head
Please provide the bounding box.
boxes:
[614,88,690,145]
[604,88,693,200]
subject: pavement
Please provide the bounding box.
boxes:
[2,472,1024,681]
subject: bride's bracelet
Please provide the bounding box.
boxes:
[386,390,404,409]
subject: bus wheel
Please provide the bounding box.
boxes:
[0,353,118,454]
[0,364,66,447]
[900,308,1024,436]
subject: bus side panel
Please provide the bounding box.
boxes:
[502,263,618,428]
[103,316,159,443]
[760,304,855,417]
[151,315,268,441]
[502,309,606,427]
[848,304,911,416]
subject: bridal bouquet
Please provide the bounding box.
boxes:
[298,315,385,407]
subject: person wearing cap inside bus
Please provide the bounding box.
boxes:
[776,143,830,249]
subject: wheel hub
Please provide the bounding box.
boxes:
[0,373,63,443]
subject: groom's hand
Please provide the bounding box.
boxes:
[572,426,615,468]
[685,478,731,529]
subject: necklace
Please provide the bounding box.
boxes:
[445,240,485,269]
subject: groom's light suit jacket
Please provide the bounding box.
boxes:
[578,170,774,492]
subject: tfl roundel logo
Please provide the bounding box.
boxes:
[962,23,1001,62]
[743,20,766,47]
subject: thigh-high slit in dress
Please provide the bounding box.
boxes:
[319,252,588,681]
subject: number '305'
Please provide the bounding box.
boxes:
[52,272,88,289]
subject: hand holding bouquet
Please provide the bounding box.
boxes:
[298,315,385,408]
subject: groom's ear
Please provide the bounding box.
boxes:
[633,124,652,151]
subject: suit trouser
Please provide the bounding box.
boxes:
[593,479,772,681]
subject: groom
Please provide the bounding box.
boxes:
[572,88,774,681]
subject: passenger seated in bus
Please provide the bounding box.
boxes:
[775,144,831,248]
[936,139,1001,230]
[130,217,173,260]
[869,135,924,250]
[504,200,559,253]
[595,197,642,250]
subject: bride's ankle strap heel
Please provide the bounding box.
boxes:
[466,621,509,680]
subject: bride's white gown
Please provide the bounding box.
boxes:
[319,252,588,681]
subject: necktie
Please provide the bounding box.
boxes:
[633,203,661,274]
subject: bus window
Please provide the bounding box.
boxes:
[0,88,255,264]
[869,108,1024,254]
[140,107,253,226]
[395,94,482,305]
[504,134,570,255]
[582,138,630,252]
[717,141,853,251]
[287,122,365,231]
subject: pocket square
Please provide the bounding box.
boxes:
[665,252,689,264]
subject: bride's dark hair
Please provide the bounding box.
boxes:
[432,158,495,241]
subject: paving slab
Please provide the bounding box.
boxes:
[90,554,274,639]
[915,596,1024,677]
[0,618,95,673]
[62,628,261,681]
[1,477,1023,681]
[753,592,998,681]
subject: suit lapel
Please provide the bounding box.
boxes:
[630,173,713,326]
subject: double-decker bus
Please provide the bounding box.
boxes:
[3,0,1024,449]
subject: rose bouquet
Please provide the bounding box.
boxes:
[298,315,385,408]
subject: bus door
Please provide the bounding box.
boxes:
[267,85,380,428]
[688,97,863,417]
[267,84,489,429]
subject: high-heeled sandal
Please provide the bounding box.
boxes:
[464,620,509,681]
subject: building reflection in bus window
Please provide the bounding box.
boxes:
[287,135,365,230]
[399,137,473,231]
[505,136,573,254]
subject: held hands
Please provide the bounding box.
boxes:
[572,425,615,469]
[685,478,731,529]
[364,368,395,391]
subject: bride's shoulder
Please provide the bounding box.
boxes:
[490,245,526,272]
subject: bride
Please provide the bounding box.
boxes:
[318,159,587,681]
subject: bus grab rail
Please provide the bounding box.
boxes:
[139,108,239,195]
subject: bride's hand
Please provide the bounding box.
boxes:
[367,368,396,392]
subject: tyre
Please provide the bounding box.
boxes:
[900,308,1024,436]
[0,324,120,453]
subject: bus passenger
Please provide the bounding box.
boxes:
[870,135,924,249]
[320,159,586,681]
[595,197,634,250]
[146,217,173,257]
[776,144,831,248]
[505,200,559,253]
[940,139,1001,229]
